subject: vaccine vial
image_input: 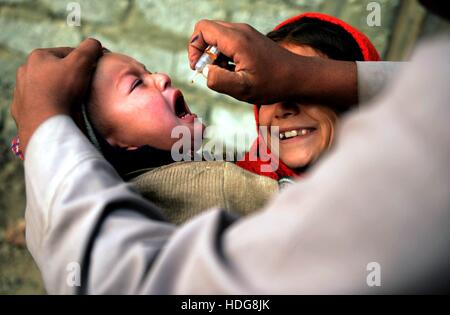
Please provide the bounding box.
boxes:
[190,45,220,83]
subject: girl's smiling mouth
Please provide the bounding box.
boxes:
[278,126,318,141]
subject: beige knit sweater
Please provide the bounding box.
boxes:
[131,161,279,225]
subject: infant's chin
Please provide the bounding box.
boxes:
[180,118,205,139]
[141,134,177,152]
[194,120,206,135]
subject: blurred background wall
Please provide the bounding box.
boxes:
[0,0,448,294]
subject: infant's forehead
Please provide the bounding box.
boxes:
[99,52,140,68]
[93,52,146,84]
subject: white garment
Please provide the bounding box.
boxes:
[24,36,450,294]
[357,61,405,103]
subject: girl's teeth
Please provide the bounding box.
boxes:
[279,129,312,140]
[285,130,296,138]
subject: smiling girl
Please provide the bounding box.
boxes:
[237,13,381,181]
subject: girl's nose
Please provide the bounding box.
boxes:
[274,102,300,119]
[152,73,172,91]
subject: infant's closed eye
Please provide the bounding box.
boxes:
[131,79,143,92]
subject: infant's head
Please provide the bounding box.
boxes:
[85,51,203,152]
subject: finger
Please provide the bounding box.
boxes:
[188,20,236,69]
[211,20,235,28]
[188,20,233,53]
[188,33,207,69]
[9,97,17,124]
[205,64,251,102]
[42,47,74,59]
[66,38,103,71]
[13,64,25,98]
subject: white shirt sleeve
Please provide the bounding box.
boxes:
[24,116,175,294]
[356,61,406,103]
[25,37,450,294]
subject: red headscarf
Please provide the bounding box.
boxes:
[236,13,381,180]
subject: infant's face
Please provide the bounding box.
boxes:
[88,53,202,150]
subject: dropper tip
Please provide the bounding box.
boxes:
[190,72,199,84]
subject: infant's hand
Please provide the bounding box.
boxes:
[10,38,103,155]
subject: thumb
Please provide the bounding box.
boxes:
[66,38,103,74]
[205,64,251,101]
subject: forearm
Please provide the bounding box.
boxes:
[24,115,244,294]
[285,56,404,108]
[282,56,358,109]
[24,115,172,294]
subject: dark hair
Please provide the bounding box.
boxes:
[266,18,364,62]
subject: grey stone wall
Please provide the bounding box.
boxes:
[1,0,441,293]
[0,0,403,156]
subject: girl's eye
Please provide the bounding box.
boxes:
[131,79,143,91]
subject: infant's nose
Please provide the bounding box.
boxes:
[153,73,172,91]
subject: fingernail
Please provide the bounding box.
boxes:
[190,34,200,44]
[202,65,209,78]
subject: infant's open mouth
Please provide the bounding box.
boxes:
[174,91,193,119]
